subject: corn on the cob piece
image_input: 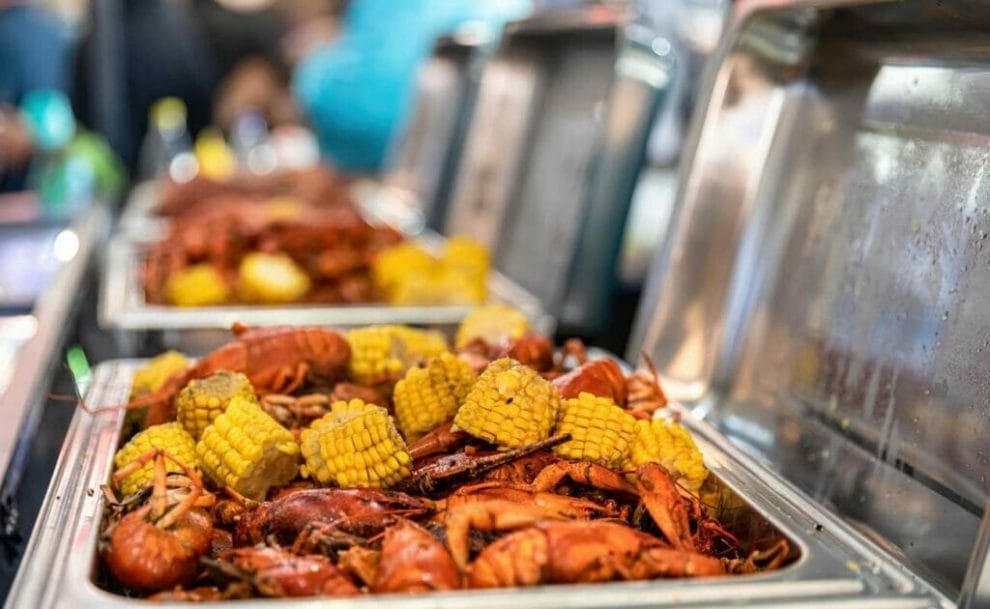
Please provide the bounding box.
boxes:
[455,304,529,349]
[299,399,411,488]
[166,263,230,307]
[130,351,188,400]
[625,418,708,493]
[441,236,490,278]
[237,252,311,304]
[346,325,449,385]
[554,392,637,468]
[176,371,257,439]
[393,352,476,442]
[114,422,198,496]
[197,396,299,500]
[394,326,448,362]
[371,242,435,297]
[453,358,560,449]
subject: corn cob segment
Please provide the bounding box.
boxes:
[113,422,198,496]
[371,242,435,298]
[393,352,476,442]
[130,351,188,400]
[441,236,490,279]
[453,358,560,449]
[554,392,637,468]
[197,396,299,500]
[176,371,257,439]
[299,399,411,488]
[625,418,708,494]
[394,326,448,363]
[345,325,449,385]
[455,304,529,349]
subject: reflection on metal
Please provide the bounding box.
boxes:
[385,33,493,232]
[7,362,953,608]
[631,0,990,595]
[0,204,110,496]
[447,6,675,333]
[960,502,990,608]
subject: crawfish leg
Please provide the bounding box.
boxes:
[269,362,310,394]
[444,435,571,482]
[529,461,635,495]
[636,464,694,551]
[445,500,566,570]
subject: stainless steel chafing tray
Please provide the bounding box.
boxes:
[101,185,552,355]
[6,361,952,608]
[628,0,990,603]
[383,30,492,233]
[444,6,675,335]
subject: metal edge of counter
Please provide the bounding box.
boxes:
[0,204,111,494]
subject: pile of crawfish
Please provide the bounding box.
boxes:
[95,326,791,601]
[142,167,402,305]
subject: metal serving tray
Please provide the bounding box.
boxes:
[6,361,950,608]
[101,186,552,355]
[383,31,491,233]
[444,6,674,334]
[628,0,990,601]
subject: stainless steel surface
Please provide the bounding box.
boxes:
[7,361,952,608]
[961,502,990,609]
[630,0,990,595]
[0,205,110,492]
[385,32,491,232]
[445,6,673,333]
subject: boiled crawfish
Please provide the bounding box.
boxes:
[89,324,350,426]
[101,449,216,592]
[468,520,725,587]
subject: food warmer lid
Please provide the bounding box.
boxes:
[628,0,990,603]
[444,4,675,334]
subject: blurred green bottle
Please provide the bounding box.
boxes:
[21,89,124,218]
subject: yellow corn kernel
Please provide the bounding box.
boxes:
[130,351,188,400]
[176,371,257,439]
[453,358,560,449]
[393,352,476,442]
[371,242,435,296]
[625,418,708,494]
[237,252,311,304]
[196,397,299,500]
[346,325,449,385]
[554,392,637,469]
[113,422,198,496]
[455,304,529,349]
[165,264,230,307]
[299,399,411,488]
[441,236,490,279]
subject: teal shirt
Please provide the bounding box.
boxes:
[0,4,69,106]
[294,0,529,173]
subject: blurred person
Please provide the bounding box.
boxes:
[73,0,297,176]
[0,0,71,191]
[293,0,530,173]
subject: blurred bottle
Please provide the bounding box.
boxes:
[230,109,277,176]
[139,97,198,182]
[194,127,236,180]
